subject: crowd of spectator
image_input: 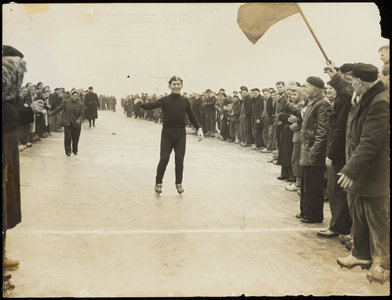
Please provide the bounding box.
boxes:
[119,45,390,284]
[16,84,117,152]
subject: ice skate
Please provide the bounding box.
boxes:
[176,184,184,194]
[155,183,163,194]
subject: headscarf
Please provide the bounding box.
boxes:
[291,87,303,104]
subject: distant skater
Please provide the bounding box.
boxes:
[135,76,204,194]
[50,90,84,156]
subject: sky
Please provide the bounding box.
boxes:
[3,3,389,99]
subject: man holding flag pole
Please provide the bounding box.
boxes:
[237,2,390,285]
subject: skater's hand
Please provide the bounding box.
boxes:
[256,119,261,124]
[197,128,204,141]
[337,173,353,189]
[76,119,81,124]
[30,100,45,114]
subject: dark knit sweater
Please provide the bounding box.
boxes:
[140,93,200,129]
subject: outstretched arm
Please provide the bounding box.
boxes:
[50,99,65,116]
[136,98,163,110]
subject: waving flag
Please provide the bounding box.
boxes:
[237,3,300,44]
[237,3,329,61]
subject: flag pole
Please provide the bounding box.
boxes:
[296,3,330,63]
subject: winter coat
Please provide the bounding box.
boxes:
[50,99,84,127]
[280,92,332,166]
[84,92,100,120]
[49,93,61,111]
[289,101,305,143]
[251,94,265,128]
[3,100,34,230]
[229,100,241,123]
[327,74,354,167]
[341,80,389,197]
[240,95,253,118]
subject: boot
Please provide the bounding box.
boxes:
[286,183,300,192]
[339,234,352,245]
[345,240,353,250]
[337,254,372,270]
[366,263,390,284]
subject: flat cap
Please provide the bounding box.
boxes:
[206,89,212,93]
[251,88,260,92]
[306,76,325,89]
[346,63,378,82]
[338,63,354,74]
[240,86,248,91]
[88,86,93,90]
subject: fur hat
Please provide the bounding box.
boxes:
[2,56,27,101]
[3,45,24,58]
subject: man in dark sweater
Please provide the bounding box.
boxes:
[135,76,204,194]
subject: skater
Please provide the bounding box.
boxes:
[50,90,84,156]
[135,75,204,194]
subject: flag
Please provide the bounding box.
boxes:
[237,3,300,44]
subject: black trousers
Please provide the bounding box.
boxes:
[281,166,295,180]
[348,193,390,269]
[327,163,352,234]
[252,126,264,147]
[300,166,326,222]
[64,126,81,154]
[156,127,186,185]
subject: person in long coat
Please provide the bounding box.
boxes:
[278,77,332,224]
[276,88,295,182]
[250,88,265,150]
[84,86,100,127]
[229,95,241,143]
[327,63,390,284]
[285,87,305,192]
[192,93,202,134]
[2,46,45,269]
[239,87,253,146]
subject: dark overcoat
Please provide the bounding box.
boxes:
[84,92,100,120]
[281,93,332,167]
[277,106,294,167]
[251,94,265,129]
[341,81,389,197]
[328,74,354,166]
[3,101,34,230]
